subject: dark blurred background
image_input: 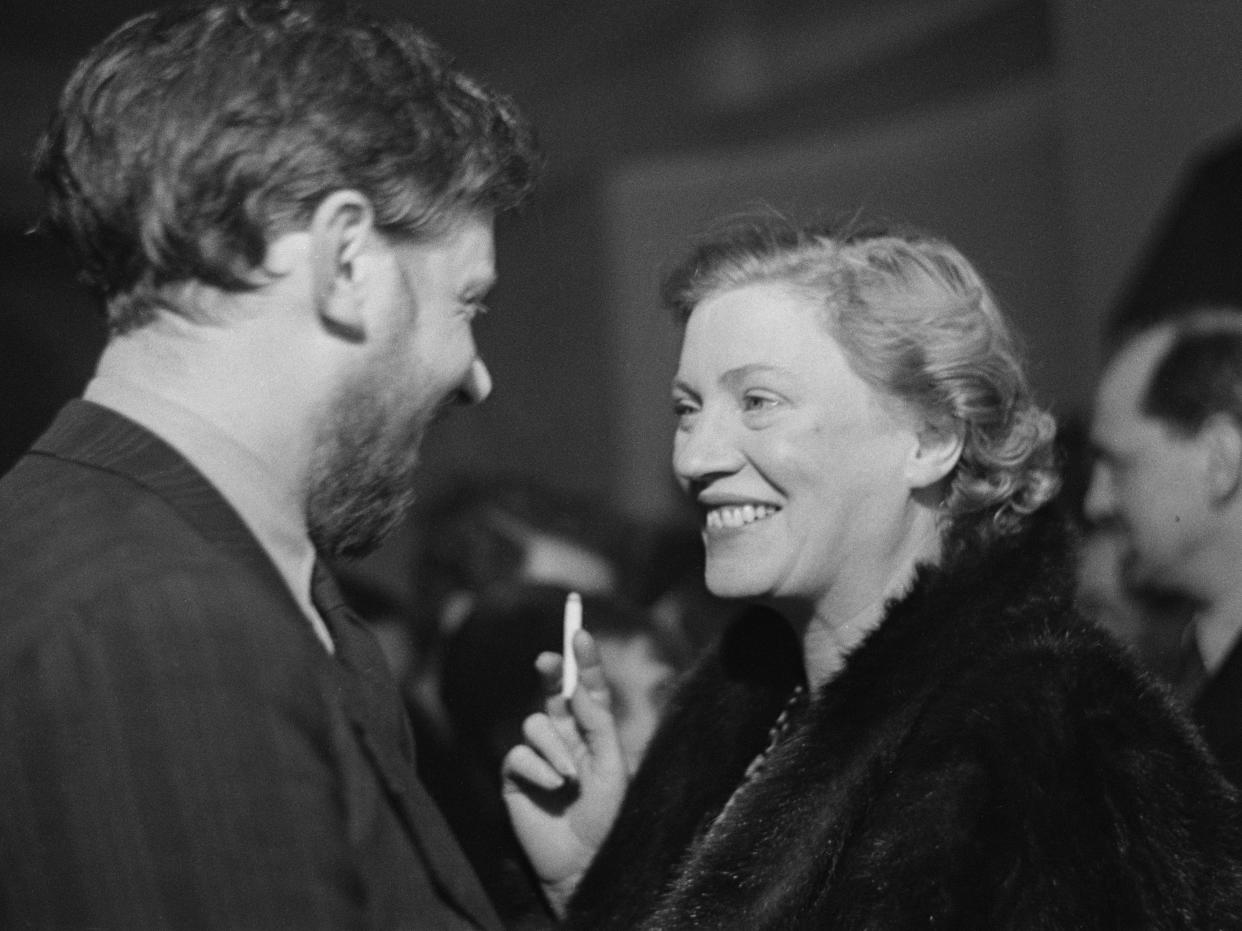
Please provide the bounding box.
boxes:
[4,0,1242,594]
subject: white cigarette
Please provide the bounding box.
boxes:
[561,591,582,698]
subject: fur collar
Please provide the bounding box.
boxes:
[568,509,1094,928]
[569,507,1242,929]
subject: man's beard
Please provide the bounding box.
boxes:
[306,371,432,559]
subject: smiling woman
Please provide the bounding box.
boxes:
[671,280,942,650]
[503,212,1242,928]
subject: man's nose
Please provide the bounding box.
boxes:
[1083,462,1115,526]
[457,358,492,405]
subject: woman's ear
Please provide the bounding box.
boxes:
[309,189,375,342]
[905,419,965,491]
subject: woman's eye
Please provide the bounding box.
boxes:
[742,392,779,412]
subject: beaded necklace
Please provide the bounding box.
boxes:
[740,683,807,783]
[708,683,808,830]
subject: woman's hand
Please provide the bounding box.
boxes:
[501,630,629,917]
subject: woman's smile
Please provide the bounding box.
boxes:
[703,503,780,531]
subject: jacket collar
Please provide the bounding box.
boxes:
[34,399,284,585]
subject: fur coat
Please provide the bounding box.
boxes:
[566,511,1242,929]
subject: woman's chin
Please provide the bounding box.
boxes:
[704,565,767,601]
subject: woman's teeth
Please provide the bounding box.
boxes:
[705,504,778,530]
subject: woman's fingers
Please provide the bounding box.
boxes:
[501,742,567,792]
[522,711,579,780]
[571,631,611,708]
[512,632,623,788]
[563,633,625,768]
[542,631,609,705]
[535,651,563,698]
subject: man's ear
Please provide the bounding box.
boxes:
[1201,413,1242,505]
[309,189,376,341]
[905,419,965,491]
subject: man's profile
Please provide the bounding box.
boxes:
[0,2,539,927]
[1086,308,1242,786]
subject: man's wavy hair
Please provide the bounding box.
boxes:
[661,212,1060,547]
[34,0,540,334]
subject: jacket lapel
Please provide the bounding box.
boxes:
[1195,638,1242,760]
[314,565,501,930]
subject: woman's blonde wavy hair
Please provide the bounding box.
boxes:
[661,213,1060,545]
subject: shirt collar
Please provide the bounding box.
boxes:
[1196,605,1242,676]
[83,373,333,653]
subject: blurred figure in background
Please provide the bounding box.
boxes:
[1085,307,1242,785]
[578,588,695,772]
[620,500,737,655]
[1074,526,1192,684]
[1078,130,1242,696]
[1055,415,1191,682]
[407,475,621,746]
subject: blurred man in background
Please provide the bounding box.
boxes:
[1086,308,1242,786]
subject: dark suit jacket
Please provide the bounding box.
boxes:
[1197,638,1242,789]
[0,401,501,930]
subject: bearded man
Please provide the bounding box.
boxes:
[0,3,538,928]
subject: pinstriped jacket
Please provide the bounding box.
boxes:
[0,400,499,930]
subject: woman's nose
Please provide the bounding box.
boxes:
[673,413,744,483]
